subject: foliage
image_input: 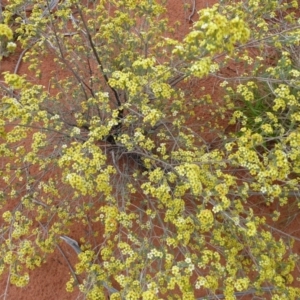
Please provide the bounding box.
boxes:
[0,0,300,299]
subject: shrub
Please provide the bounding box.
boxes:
[0,0,300,299]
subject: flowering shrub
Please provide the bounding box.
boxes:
[0,0,300,299]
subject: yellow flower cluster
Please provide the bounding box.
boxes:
[99,205,119,235]
[142,107,164,127]
[132,57,156,71]
[147,248,163,260]
[234,277,250,292]
[3,73,25,90]
[189,58,212,78]
[172,216,195,245]
[178,4,250,56]
[174,164,202,196]
[31,132,47,151]
[197,209,214,232]
[0,24,16,59]
[150,82,173,99]
[10,272,30,287]
[2,211,13,223]
[66,276,75,293]
[9,213,33,240]
[273,84,294,111]
[237,82,256,102]
[65,173,89,195]
[261,123,273,135]
[86,285,106,300]
[0,24,13,39]
[195,275,218,291]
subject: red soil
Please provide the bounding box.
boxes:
[0,0,299,299]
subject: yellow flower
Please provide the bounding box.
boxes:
[0,24,13,39]
[246,221,257,236]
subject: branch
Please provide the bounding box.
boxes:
[187,0,196,23]
[75,4,122,108]
[57,244,80,285]
[196,286,275,300]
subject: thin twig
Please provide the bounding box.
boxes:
[60,235,82,254]
[1,268,11,300]
[59,237,119,295]
[187,0,196,23]
[75,4,122,108]
[56,244,80,285]
[42,0,59,17]
[196,286,275,300]
[267,224,300,243]
[14,48,29,74]
[169,25,300,87]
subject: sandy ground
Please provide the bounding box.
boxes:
[0,0,299,299]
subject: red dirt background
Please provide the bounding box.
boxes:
[1,0,299,299]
